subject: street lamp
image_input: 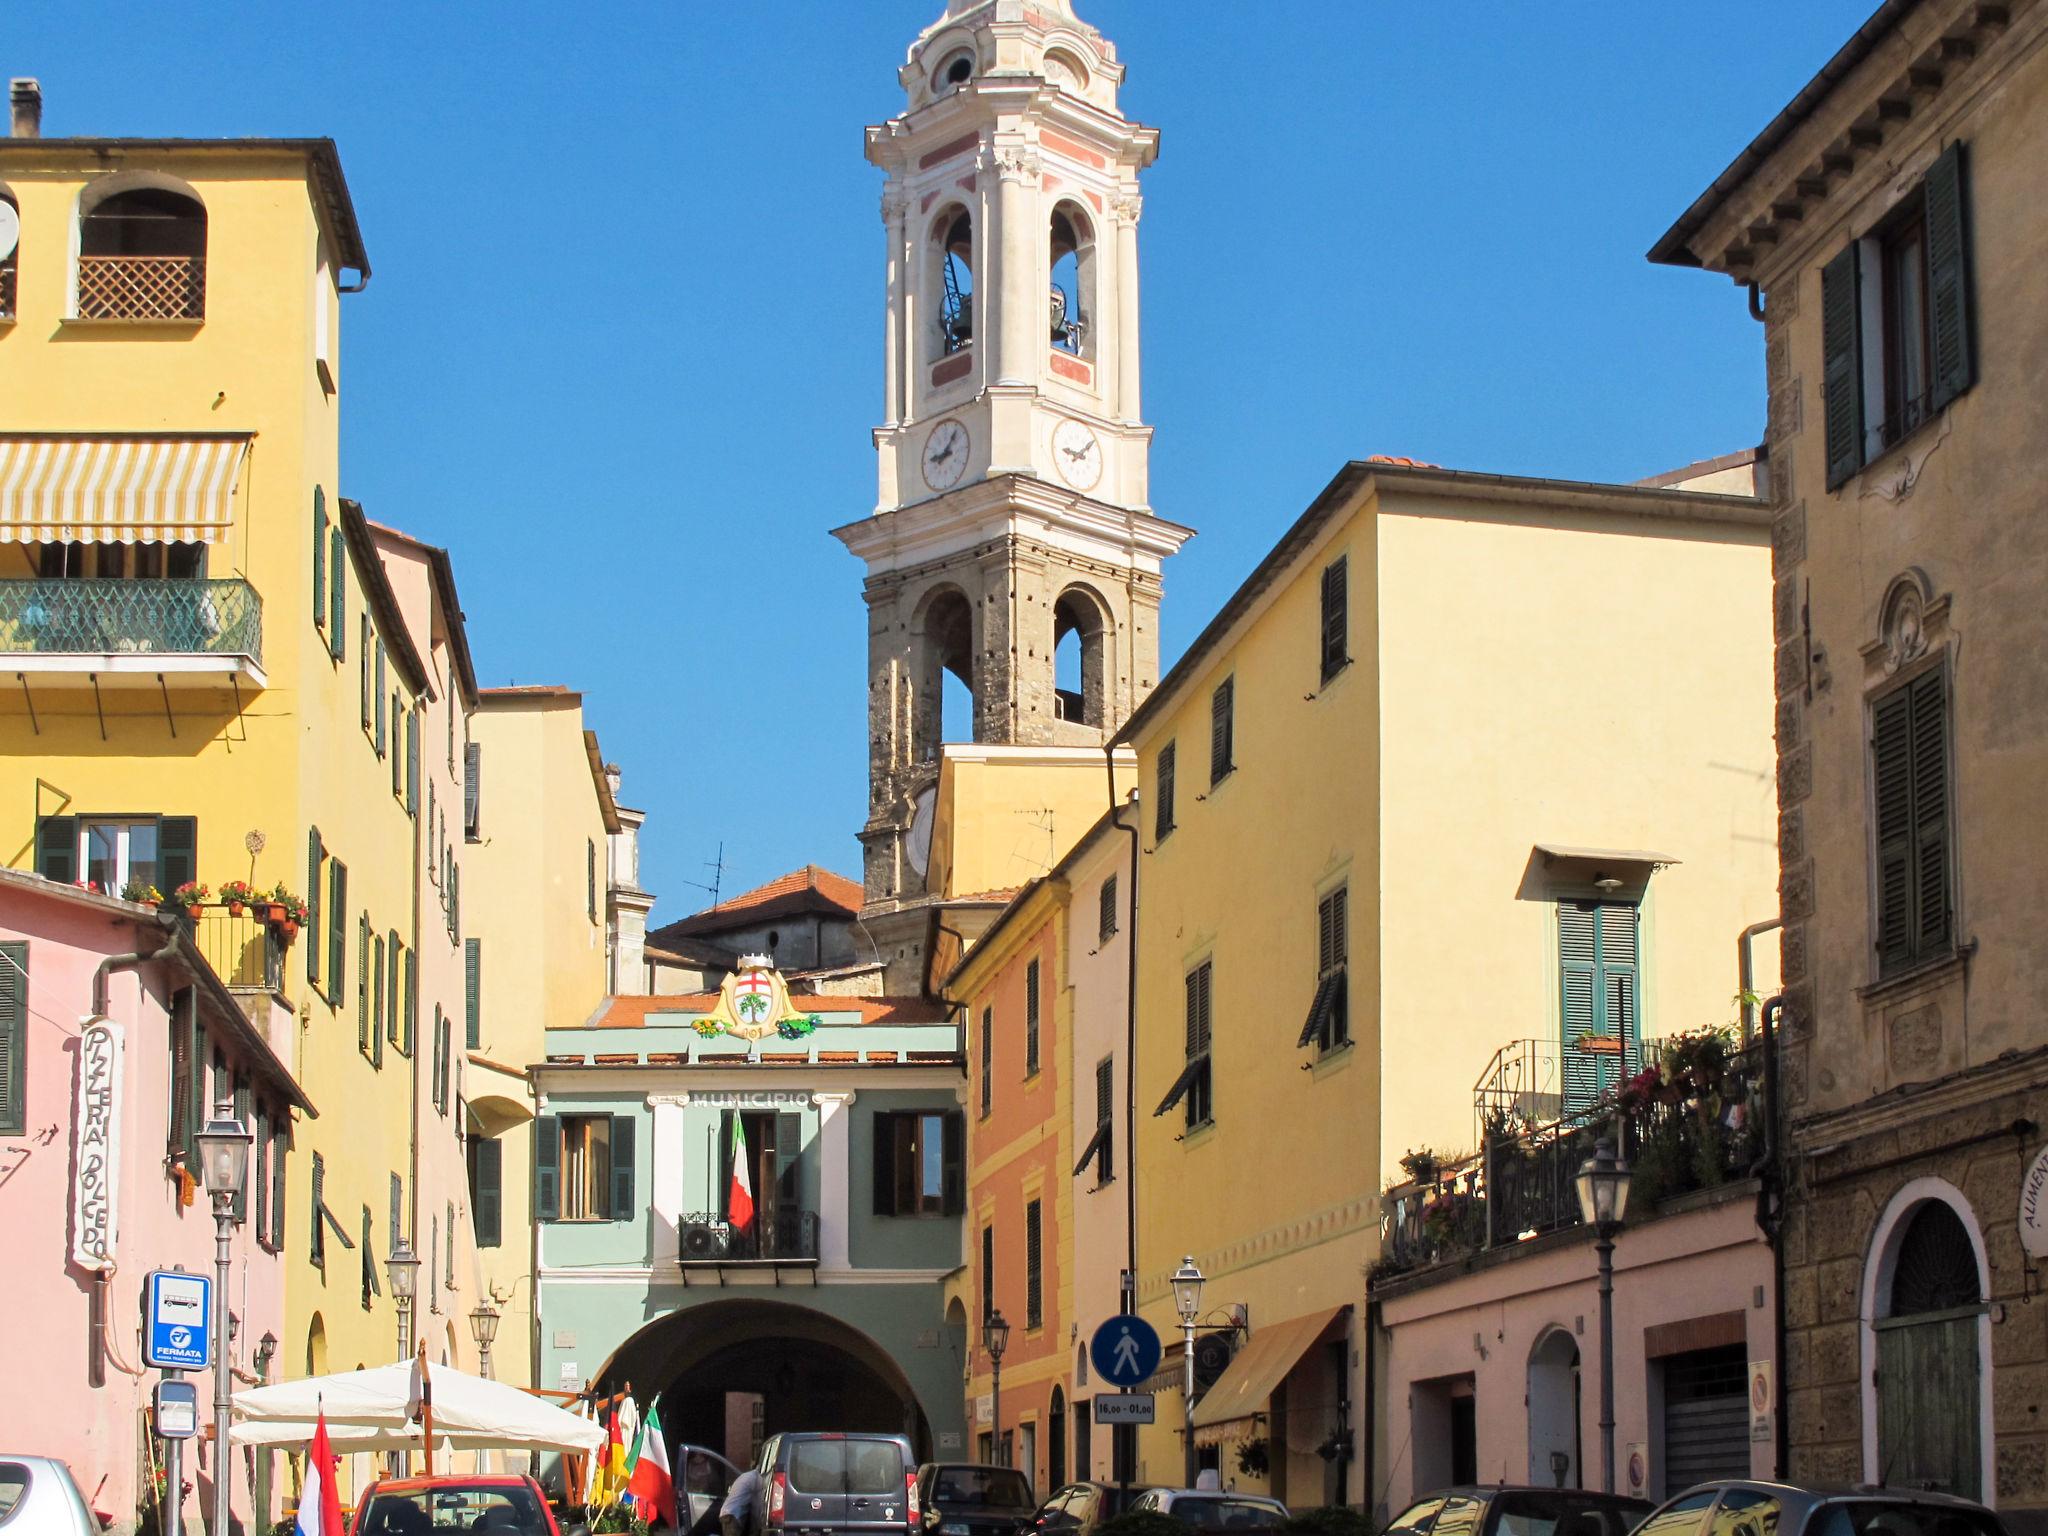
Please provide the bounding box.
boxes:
[1171,1256,1205,1488]
[470,1302,501,1380]
[983,1310,1011,1465]
[1575,1136,1633,1493]
[196,1102,252,1536]
[386,1239,421,1361]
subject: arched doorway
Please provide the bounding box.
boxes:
[600,1299,936,1466]
[1048,1388,1067,1488]
[1527,1329,1581,1488]
[1866,1184,1989,1498]
[307,1312,328,1376]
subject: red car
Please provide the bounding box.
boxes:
[352,1475,563,1536]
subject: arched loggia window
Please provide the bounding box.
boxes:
[934,207,974,357]
[1053,586,1110,728]
[0,185,18,321]
[916,586,978,754]
[77,177,207,320]
[1050,203,1095,356]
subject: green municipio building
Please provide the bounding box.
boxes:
[531,965,970,1463]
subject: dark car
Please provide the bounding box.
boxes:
[1130,1490,1289,1531]
[759,1433,920,1536]
[352,1476,562,1536]
[1027,1482,1158,1536]
[1383,1486,1650,1536]
[916,1464,1036,1536]
[1628,1480,2006,1536]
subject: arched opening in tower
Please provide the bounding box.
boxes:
[1053,586,1108,728]
[916,587,978,752]
[934,208,974,357]
[1050,204,1093,356]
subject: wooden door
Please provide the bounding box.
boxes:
[1877,1307,1981,1499]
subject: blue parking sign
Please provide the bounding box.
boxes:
[144,1270,211,1370]
[1090,1314,1162,1387]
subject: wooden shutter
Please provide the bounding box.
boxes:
[440,1012,453,1111]
[158,817,197,895]
[979,1008,993,1115]
[188,1014,207,1170]
[777,1112,802,1203]
[403,949,416,1060]
[306,829,323,986]
[982,1224,995,1323]
[1026,958,1041,1075]
[359,617,371,725]
[1155,742,1176,839]
[1321,557,1349,681]
[1210,677,1234,783]
[1099,874,1118,941]
[872,1111,897,1215]
[1822,241,1865,488]
[472,1138,502,1249]
[233,1077,252,1221]
[405,711,420,815]
[374,644,387,753]
[1560,902,1601,1110]
[1878,1313,1983,1499]
[167,1003,191,1158]
[942,1112,965,1215]
[1873,685,1917,971]
[328,861,347,1001]
[390,1171,402,1252]
[387,929,401,1050]
[371,934,385,1066]
[534,1115,560,1221]
[609,1114,636,1220]
[310,1151,326,1266]
[587,839,597,922]
[313,487,327,629]
[1911,669,1952,956]
[35,816,77,884]
[464,742,482,839]
[1925,141,1975,412]
[1026,1199,1043,1327]
[270,1120,288,1251]
[465,938,482,1049]
[0,942,25,1135]
[446,1198,455,1279]
[358,913,371,1051]
[328,529,346,660]
[1184,963,1212,1058]
[1600,904,1641,1079]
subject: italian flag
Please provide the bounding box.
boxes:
[627,1402,677,1530]
[729,1117,755,1230]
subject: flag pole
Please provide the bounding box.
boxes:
[421,1345,435,1477]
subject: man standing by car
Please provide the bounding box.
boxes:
[720,1465,763,1536]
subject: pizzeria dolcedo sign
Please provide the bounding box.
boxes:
[688,959,823,1046]
[72,1018,124,1273]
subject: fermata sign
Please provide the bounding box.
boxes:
[145,1269,211,1370]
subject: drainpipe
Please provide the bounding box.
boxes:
[89,924,175,1390]
[1105,741,1140,1489]
[1756,994,1787,1480]
[1361,1297,1377,1518]
[1737,919,1782,1044]
[410,721,425,1370]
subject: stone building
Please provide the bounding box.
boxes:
[1651,0,2048,1517]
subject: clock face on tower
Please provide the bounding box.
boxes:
[1051,418,1103,492]
[921,419,970,492]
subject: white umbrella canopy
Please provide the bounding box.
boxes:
[230,1361,604,1455]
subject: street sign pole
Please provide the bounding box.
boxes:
[163,1418,183,1536]
[144,1271,212,1536]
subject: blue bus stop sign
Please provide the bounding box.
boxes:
[144,1269,211,1371]
[1090,1315,1162,1387]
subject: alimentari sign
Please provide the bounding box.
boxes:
[71,1018,123,1273]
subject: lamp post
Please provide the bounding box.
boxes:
[386,1238,420,1361]
[1171,1256,1205,1489]
[983,1310,1011,1465]
[196,1102,253,1536]
[1575,1136,1633,1494]
[470,1301,501,1380]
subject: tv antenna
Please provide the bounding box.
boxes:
[673,842,727,908]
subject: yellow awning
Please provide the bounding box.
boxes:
[0,436,249,546]
[1190,1305,1348,1430]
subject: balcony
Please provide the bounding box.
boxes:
[193,907,286,994]
[0,578,265,690]
[75,254,205,322]
[676,1209,819,1270]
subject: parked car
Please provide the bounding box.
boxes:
[352,1475,563,1536]
[756,1433,920,1536]
[1628,1481,2006,1536]
[916,1464,1036,1536]
[1382,1486,1650,1536]
[1026,1482,1158,1536]
[1128,1489,1289,1531]
[0,1458,99,1536]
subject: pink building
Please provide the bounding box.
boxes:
[0,870,313,1536]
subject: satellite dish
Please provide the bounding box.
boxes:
[0,202,18,264]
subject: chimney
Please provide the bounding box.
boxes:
[9,79,41,139]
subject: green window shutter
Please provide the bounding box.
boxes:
[1925,141,1975,412]
[534,1115,560,1222]
[390,1172,402,1253]
[942,1111,965,1216]
[310,1151,325,1267]
[1320,556,1349,682]
[1873,686,1916,972]
[387,930,401,1049]
[374,644,387,753]
[979,1008,992,1116]
[270,1118,288,1251]
[1025,958,1041,1075]
[1155,741,1176,840]
[1598,904,1641,1079]
[1099,873,1117,942]
[327,861,347,1002]
[472,1138,502,1249]
[35,816,77,885]
[306,829,323,986]
[233,1078,252,1222]
[1559,902,1601,1110]
[1910,669,1951,957]
[188,1014,206,1172]
[404,949,417,1059]
[157,817,197,896]
[406,712,420,815]
[329,531,346,660]
[1026,1198,1043,1328]
[776,1112,801,1204]
[1822,241,1865,489]
[0,942,26,1136]
[609,1114,636,1220]
[312,488,326,630]
[1210,677,1234,784]
[358,912,371,1051]
[371,935,385,1066]
[436,1012,449,1113]
[359,617,371,727]
[587,839,597,923]
[464,742,482,840]
[465,939,481,1050]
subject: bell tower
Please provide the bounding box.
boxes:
[834,0,1191,959]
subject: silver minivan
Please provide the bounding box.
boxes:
[758,1434,920,1536]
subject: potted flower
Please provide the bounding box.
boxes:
[171,880,211,918]
[120,878,164,906]
[218,879,258,917]
[268,886,307,942]
[1399,1147,1439,1185]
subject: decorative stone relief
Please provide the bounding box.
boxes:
[1860,568,1951,683]
[1888,1002,1943,1076]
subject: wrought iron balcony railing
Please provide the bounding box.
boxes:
[676,1209,819,1265]
[193,908,285,993]
[75,254,206,321]
[0,578,262,663]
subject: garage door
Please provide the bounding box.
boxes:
[1662,1345,1749,1494]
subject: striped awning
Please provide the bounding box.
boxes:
[0,436,250,546]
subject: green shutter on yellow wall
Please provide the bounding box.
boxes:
[313,487,327,630]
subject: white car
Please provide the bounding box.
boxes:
[0,1458,99,1536]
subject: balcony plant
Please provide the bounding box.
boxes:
[172,880,210,918]
[1399,1147,1439,1185]
[121,879,164,906]
[218,878,258,916]
[268,885,308,942]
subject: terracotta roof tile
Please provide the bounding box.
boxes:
[1364,454,1442,467]
[653,865,863,941]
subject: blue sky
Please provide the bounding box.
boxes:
[9,2,1865,920]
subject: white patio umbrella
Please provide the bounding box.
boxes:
[230,1359,604,1459]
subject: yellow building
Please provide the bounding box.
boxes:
[462,685,620,1388]
[0,112,487,1396]
[1116,457,1778,1500]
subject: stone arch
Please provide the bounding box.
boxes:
[306,1311,329,1376]
[73,170,207,320]
[1053,582,1114,729]
[929,204,974,361]
[1526,1327,1581,1488]
[913,581,979,754]
[1049,200,1096,358]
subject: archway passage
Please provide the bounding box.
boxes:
[1876,1198,1985,1498]
[1526,1329,1580,1488]
[600,1299,934,1469]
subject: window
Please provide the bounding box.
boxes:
[465,938,482,1050]
[979,1006,993,1116]
[981,1224,995,1324]
[359,615,371,728]
[433,1010,452,1116]
[1154,741,1176,841]
[1025,958,1041,1077]
[1074,1056,1114,1184]
[268,1117,288,1252]
[1632,1492,1718,1536]
[0,188,16,322]
[1050,204,1095,357]
[464,741,482,841]
[312,487,327,631]
[1026,1198,1044,1328]
[1873,666,1952,977]
[387,930,402,1054]
[328,528,346,661]
[370,931,386,1066]
[1706,1492,1782,1536]
[1320,556,1349,683]
[375,643,388,754]
[1155,962,1214,1128]
[1300,885,1349,1054]
[1210,678,1235,785]
[390,1171,403,1252]
[0,942,26,1136]
[587,838,598,923]
[1559,902,1639,1113]
[873,1110,962,1216]
[1823,141,1974,488]
[403,950,417,1061]
[76,183,207,321]
[390,696,403,795]
[934,207,974,357]
[1099,874,1118,942]
[325,859,347,1005]
[469,1137,502,1249]
[36,814,197,898]
[536,1113,634,1221]
[445,1198,455,1290]
[357,912,372,1055]
[405,710,420,816]
[310,1151,326,1267]
[306,828,324,987]
[360,1205,378,1308]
